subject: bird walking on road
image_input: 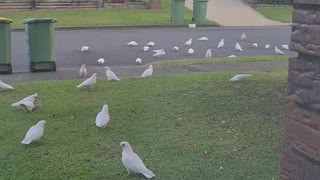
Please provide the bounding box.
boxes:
[206,49,212,58]
[241,33,246,40]
[274,46,284,55]
[146,42,155,47]
[127,41,138,47]
[265,44,271,50]
[198,37,208,41]
[81,46,89,52]
[79,64,87,78]
[105,66,120,81]
[185,38,192,46]
[235,43,243,52]
[97,58,105,65]
[217,39,224,48]
[282,44,289,50]
[187,48,194,55]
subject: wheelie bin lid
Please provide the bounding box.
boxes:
[0,18,13,23]
[23,18,57,24]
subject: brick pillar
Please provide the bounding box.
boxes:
[149,0,161,10]
[280,1,320,179]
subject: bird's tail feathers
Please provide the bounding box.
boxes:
[21,139,31,144]
[142,169,155,178]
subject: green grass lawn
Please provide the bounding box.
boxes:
[0,70,286,179]
[255,7,292,23]
[0,0,216,29]
[154,56,288,67]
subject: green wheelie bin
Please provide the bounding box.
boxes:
[24,18,57,72]
[193,0,208,24]
[0,18,13,74]
[170,0,185,24]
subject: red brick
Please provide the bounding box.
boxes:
[283,114,320,161]
[281,148,320,180]
[287,58,320,110]
[293,9,320,25]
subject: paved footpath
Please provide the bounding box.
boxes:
[0,61,288,84]
[185,0,288,26]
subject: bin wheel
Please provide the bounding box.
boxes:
[30,62,36,73]
[52,62,56,72]
[8,63,12,74]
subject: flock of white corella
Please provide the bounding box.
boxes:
[0,32,290,179]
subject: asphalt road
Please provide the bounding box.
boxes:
[11,26,296,72]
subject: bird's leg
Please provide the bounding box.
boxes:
[126,169,131,176]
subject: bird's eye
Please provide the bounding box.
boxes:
[122,144,125,147]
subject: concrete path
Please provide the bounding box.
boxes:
[185,0,287,26]
[0,61,288,84]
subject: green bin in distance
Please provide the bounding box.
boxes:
[171,0,185,24]
[0,18,13,74]
[24,18,57,72]
[193,0,208,24]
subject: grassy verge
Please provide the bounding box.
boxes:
[0,0,217,29]
[254,7,292,23]
[154,56,288,67]
[0,70,286,179]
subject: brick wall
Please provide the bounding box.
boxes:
[280,0,320,179]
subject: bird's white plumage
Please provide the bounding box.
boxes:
[105,66,120,81]
[136,58,142,64]
[127,41,138,46]
[230,74,252,82]
[241,33,246,40]
[252,43,258,48]
[236,43,243,52]
[173,46,179,52]
[217,39,224,48]
[79,64,87,78]
[81,46,89,52]
[228,55,237,58]
[205,49,212,58]
[141,65,153,78]
[97,58,105,65]
[282,44,289,50]
[121,141,155,178]
[21,120,46,145]
[187,48,194,55]
[143,46,150,52]
[265,44,271,49]
[153,49,165,58]
[19,101,35,112]
[11,93,37,107]
[146,42,155,47]
[185,38,192,46]
[0,80,14,91]
[198,37,208,41]
[274,46,284,55]
[95,105,110,128]
[77,73,97,88]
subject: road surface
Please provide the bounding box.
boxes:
[11,26,296,72]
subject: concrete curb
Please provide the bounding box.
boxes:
[11,24,220,32]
